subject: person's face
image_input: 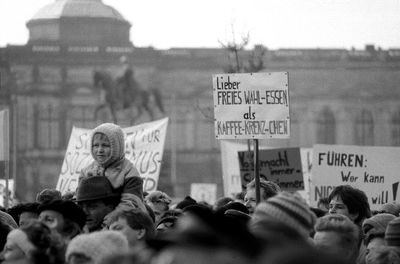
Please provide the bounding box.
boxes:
[3,233,30,264]
[328,196,358,222]
[110,217,143,246]
[19,212,38,227]
[92,133,111,164]
[39,210,65,233]
[314,231,353,260]
[79,200,113,232]
[244,188,265,214]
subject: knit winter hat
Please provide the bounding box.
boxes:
[91,123,125,167]
[378,202,400,216]
[385,217,400,247]
[66,230,129,264]
[252,191,316,238]
[362,213,396,245]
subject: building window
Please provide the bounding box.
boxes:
[391,110,400,146]
[316,107,336,144]
[37,104,60,149]
[354,110,374,146]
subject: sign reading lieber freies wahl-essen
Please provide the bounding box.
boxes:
[213,72,290,140]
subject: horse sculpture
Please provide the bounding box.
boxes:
[93,68,165,123]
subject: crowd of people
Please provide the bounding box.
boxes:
[0,122,400,264]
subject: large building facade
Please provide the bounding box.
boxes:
[1,0,400,202]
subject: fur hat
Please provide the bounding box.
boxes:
[362,213,396,245]
[91,123,125,167]
[66,230,129,264]
[252,191,316,238]
[36,188,62,204]
[385,217,400,247]
[146,191,172,205]
[76,176,120,202]
[38,199,86,229]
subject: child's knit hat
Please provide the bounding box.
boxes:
[66,230,129,264]
[91,123,125,166]
[252,191,316,238]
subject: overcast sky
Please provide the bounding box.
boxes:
[0,0,399,50]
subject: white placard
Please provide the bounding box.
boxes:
[56,118,168,194]
[213,72,290,139]
[311,144,400,210]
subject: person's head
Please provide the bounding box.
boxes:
[36,189,62,204]
[244,179,281,214]
[251,191,316,239]
[16,203,39,227]
[314,214,360,263]
[362,213,396,254]
[317,197,329,212]
[377,202,400,216]
[145,191,172,223]
[148,205,262,264]
[385,217,400,248]
[213,197,234,211]
[365,246,400,264]
[91,123,125,167]
[38,199,86,241]
[66,230,129,264]
[76,176,120,232]
[109,209,155,247]
[328,185,371,225]
[175,196,197,210]
[2,220,65,264]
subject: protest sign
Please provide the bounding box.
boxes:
[56,118,168,194]
[238,148,304,192]
[190,183,217,205]
[311,144,400,210]
[213,72,290,139]
[220,140,312,203]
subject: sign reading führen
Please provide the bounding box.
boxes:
[213,72,290,139]
[311,144,400,210]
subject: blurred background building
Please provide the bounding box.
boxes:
[1,0,400,202]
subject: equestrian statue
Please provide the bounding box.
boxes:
[93,58,165,124]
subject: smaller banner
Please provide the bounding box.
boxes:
[238,148,304,192]
[311,144,400,210]
[190,183,217,205]
[56,118,168,194]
